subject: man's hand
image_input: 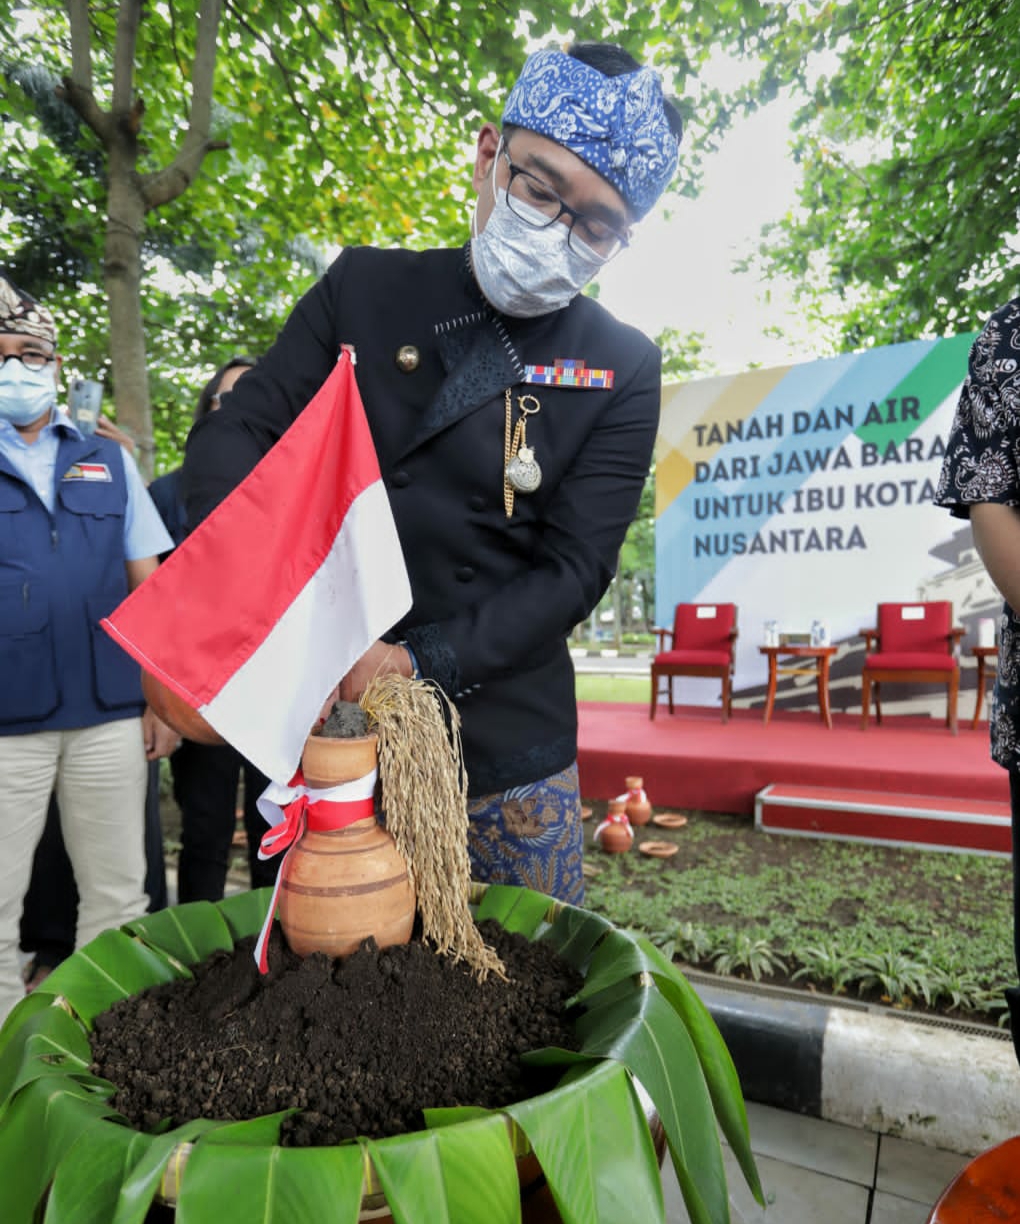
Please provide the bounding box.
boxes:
[315,684,340,729]
[96,415,138,455]
[142,704,182,761]
[338,641,414,703]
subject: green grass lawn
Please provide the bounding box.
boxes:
[575,675,649,703]
[581,805,1015,1028]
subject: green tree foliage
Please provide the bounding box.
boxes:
[2,0,748,473]
[9,0,1013,475]
[609,326,711,633]
[730,0,1020,348]
[616,474,657,632]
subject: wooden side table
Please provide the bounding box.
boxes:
[759,645,839,729]
[971,645,997,729]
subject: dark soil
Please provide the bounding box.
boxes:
[89,920,582,1146]
[319,700,368,738]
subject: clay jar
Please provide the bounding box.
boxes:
[623,776,652,826]
[142,671,224,744]
[279,731,416,959]
[594,799,634,854]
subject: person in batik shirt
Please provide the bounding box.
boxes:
[937,294,1020,1066]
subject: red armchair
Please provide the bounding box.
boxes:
[650,603,738,722]
[860,601,964,733]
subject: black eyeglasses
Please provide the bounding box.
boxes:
[500,144,629,262]
[0,352,56,372]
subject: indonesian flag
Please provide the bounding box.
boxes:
[101,351,411,782]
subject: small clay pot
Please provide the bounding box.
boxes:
[278,731,416,958]
[279,816,416,958]
[623,776,652,826]
[142,671,224,744]
[594,803,634,854]
[302,730,379,789]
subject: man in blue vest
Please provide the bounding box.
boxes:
[0,275,176,1023]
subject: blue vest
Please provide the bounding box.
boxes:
[0,431,143,733]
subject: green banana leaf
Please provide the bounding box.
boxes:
[473,882,554,935]
[422,1104,496,1128]
[541,903,615,971]
[573,985,727,1224]
[174,1141,366,1224]
[0,1000,95,1103]
[200,1111,296,1147]
[0,1075,122,1222]
[46,1113,167,1224]
[508,1057,664,1224]
[18,928,182,1026]
[0,884,757,1224]
[112,1120,230,1224]
[0,988,64,1062]
[123,900,239,967]
[577,928,765,1206]
[367,1112,521,1224]
[213,887,276,944]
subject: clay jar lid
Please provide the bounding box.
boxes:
[142,671,223,744]
[638,841,678,859]
[652,813,688,830]
[301,731,379,790]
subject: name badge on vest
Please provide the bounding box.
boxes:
[64,463,112,482]
[524,358,614,389]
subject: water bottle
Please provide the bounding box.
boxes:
[811,619,830,647]
[764,619,779,647]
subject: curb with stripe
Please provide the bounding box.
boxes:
[695,978,1019,1157]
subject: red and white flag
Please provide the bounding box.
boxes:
[102,351,411,783]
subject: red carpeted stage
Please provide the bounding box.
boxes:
[577,702,1008,819]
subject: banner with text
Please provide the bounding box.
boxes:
[654,333,1002,710]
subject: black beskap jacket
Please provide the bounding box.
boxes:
[182,245,661,794]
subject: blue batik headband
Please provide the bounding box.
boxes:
[502,48,679,220]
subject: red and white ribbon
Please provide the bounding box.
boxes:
[253,766,377,973]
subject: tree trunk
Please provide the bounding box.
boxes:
[62,0,224,482]
[104,134,152,472]
[105,139,153,476]
[610,579,623,651]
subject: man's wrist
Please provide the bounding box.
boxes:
[397,640,422,680]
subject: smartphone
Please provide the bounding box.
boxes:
[68,379,104,435]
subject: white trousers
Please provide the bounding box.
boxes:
[0,719,149,1025]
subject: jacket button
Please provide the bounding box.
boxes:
[455,565,475,583]
[390,471,411,488]
[468,495,486,512]
[395,345,420,372]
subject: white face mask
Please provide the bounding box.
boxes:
[0,359,56,427]
[470,154,604,318]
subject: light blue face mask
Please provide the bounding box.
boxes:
[0,360,57,427]
[470,142,603,318]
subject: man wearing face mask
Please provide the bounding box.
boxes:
[183,42,683,905]
[0,275,175,1023]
